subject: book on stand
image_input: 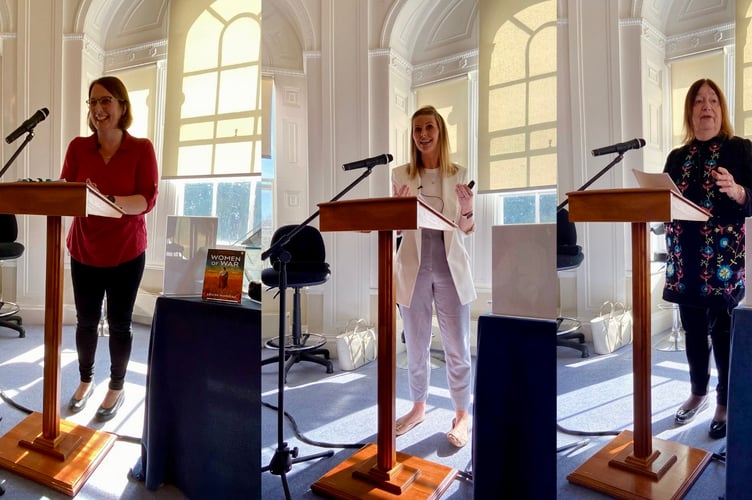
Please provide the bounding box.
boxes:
[201,248,246,303]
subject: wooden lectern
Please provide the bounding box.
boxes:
[0,182,124,496]
[566,188,713,499]
[312,197,457,499]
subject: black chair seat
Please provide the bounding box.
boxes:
[261,265,330,289]
[0,214,25,338]
[261,225,333,382]
[0,242,24,259]
[557,249,583,271]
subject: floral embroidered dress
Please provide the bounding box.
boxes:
[663,135,752,309]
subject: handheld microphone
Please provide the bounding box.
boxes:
[342,153,393,171]
[591,138,646,157]
[6,108,50,144]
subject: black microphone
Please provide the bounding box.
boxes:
[591,138,646,157]
[5,108,50,144]
[342,153,393,171]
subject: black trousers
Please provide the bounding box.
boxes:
[679,304,732,406]
[70,253,145,391]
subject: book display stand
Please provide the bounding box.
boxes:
[0,182,124,496]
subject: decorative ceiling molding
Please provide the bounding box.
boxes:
[412,49,477,88]
[65,33,166,72]
[665,22,734,60]
[621,17,734,60]
[388,49,413,82]
[64,33,105,65]
[103,39,168,72]
[621,18,666,53]
[263,66,307,79]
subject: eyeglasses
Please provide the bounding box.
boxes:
[86,96,119,107]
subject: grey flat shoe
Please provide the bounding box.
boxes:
[68,383,95,413]
[674,398,709,425]
[96,391,125,422]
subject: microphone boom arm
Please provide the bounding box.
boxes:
[261,163,378,261]
[557,152,624,212]
[0,131,36,181]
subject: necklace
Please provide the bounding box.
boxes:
[422,168,440,185]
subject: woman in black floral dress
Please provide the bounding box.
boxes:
[664,78,752,439]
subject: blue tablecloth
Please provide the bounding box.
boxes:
[472,313,556,499]
[726,305,752,499]
[132,295,261,499]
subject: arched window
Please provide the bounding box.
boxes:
[479,0,556,223]
[163,0,262,178]
[158,0,263,250]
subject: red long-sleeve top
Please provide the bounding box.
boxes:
[61,132,159,267]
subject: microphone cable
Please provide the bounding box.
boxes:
[261,399,368,449]
[261,399,476,484]
[556,422,619,437]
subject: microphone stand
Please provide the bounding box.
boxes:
[0,130,35,499]
[260,163,382,500]
[0,131,36,181]
[557,152,625,212]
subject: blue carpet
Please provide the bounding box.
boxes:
[556,337,726,499]
[0,324,728,499]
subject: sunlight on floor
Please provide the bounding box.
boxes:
[563,352,619,368]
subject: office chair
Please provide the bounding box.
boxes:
[261,224,334,382]
[556,208,587,357]
[0,214,25,338]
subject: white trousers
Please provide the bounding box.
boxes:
[400,229,472,411]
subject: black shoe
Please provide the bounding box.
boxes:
[96,391,124,422]
[68,383,95,413]
[674,398,709,425]
[709,420,727,439]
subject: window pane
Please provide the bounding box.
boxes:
[218,66,257,113]
[503,195,535,224]
[540,193,556,223]
[184,12,222,72]
[184,183,213,215]
[177,145,213,176]
[182,73,219,118]
[221,18,259,64]
[216,182,251,244]
[214,142,254,174]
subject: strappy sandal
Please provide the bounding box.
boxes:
[395,416,425,436]
[447,418,468,448]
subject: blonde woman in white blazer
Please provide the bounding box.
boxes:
[391,105,476,448]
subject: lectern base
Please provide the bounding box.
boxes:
[567,430,712,499]
[0,412,117,496]
[311,443,456,499]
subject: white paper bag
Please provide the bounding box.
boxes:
[336,319,377,371]
[590,301,633,355]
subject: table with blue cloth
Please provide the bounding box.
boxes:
[472,313,556,499]
[132,295,261,498]
[726,305,752,499]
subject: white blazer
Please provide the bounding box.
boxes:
[391,163,477,308]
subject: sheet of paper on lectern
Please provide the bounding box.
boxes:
[417,198,457,230]
[632,169,682,195]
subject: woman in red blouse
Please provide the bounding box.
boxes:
[61,76,158,421]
